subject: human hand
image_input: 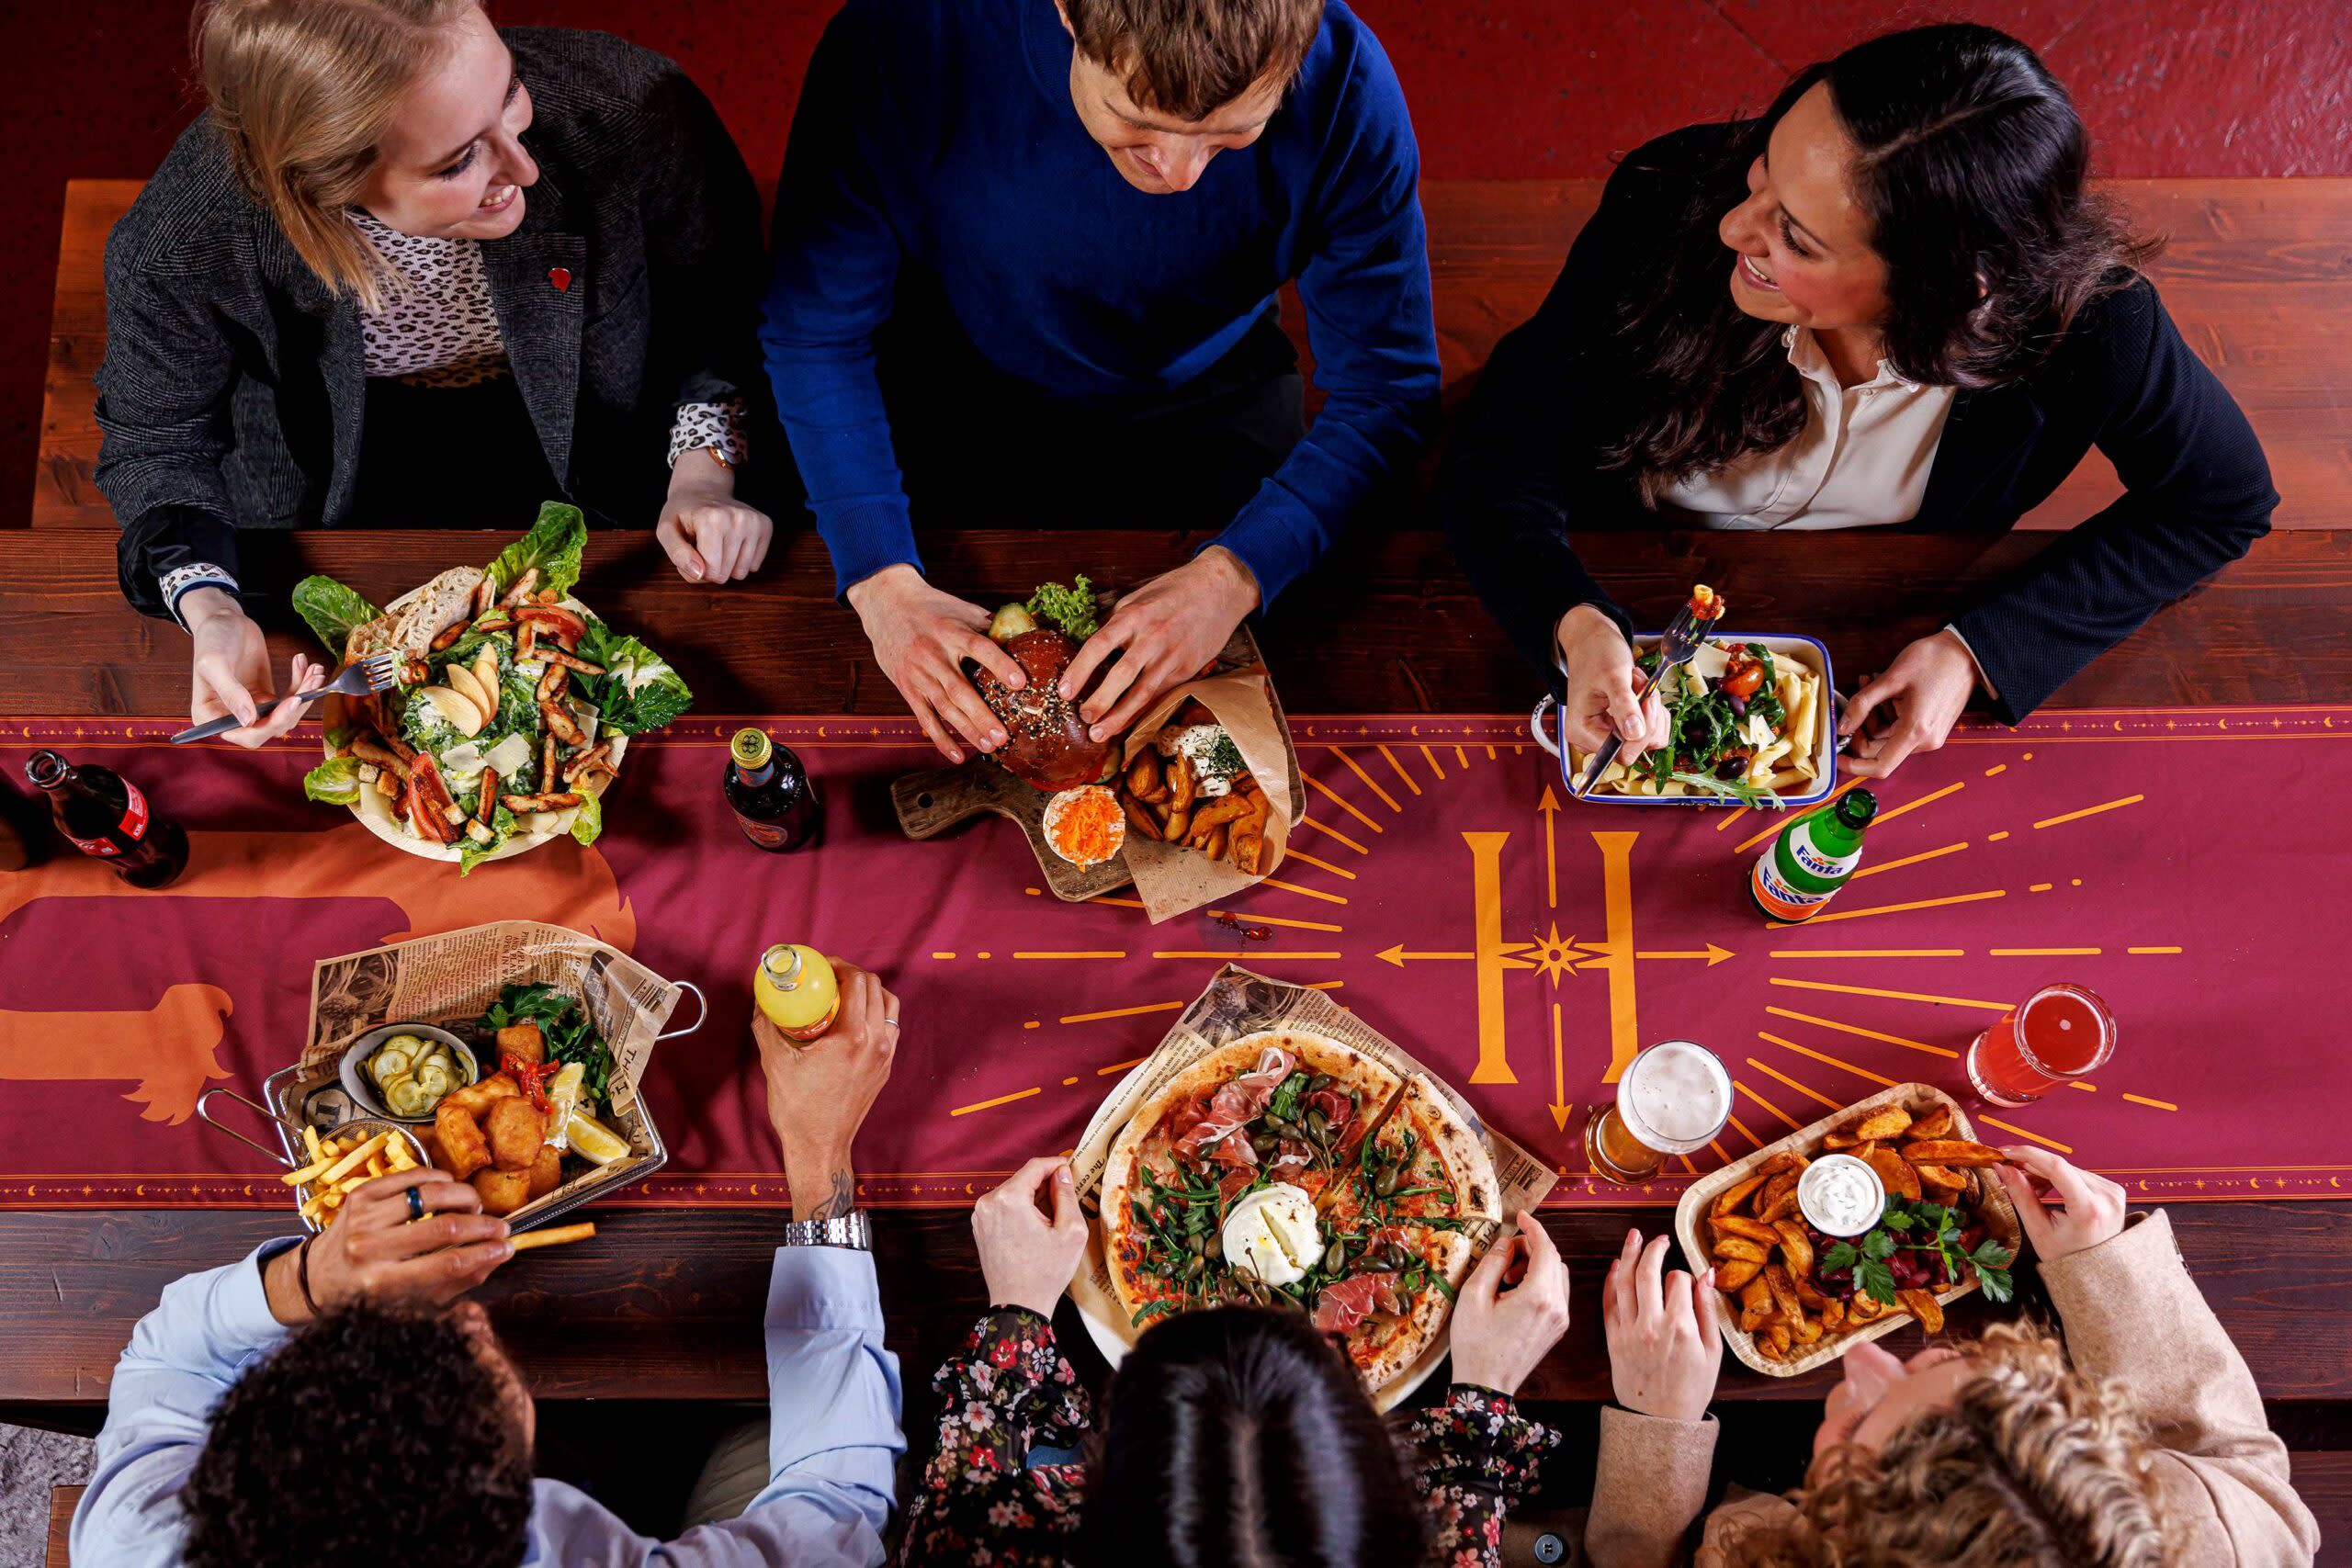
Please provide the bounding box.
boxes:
[1447,1211,1571,1395]
[753,958,899,1220]
[1837,629,1979,779]
[1057,547,1260,744]
[846,564,1027,764]
[1993,1146,2127,1264]
[186,590,326,749]
[971,1156,1088,1316]
[1554,604,1667,765]
[656,457,773,584]
[1602,1228,1720,1423]
[268,1168,512,1323]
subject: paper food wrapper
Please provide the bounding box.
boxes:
[293,919,684,1231]
[1068,965,1557,1411]
[1118,666,1301,923]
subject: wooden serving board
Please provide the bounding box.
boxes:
[890,760,1134,901]
[888,623,1299,903]
[1673,1082,2023,1379]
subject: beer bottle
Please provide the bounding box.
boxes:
[724,728,820,852]
[1749,787,1877,921]
[25,750,189,887]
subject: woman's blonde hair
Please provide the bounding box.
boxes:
[1714,1323,2168,1568]
[194,0,477,310]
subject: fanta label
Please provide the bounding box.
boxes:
[1751,823,1861,920]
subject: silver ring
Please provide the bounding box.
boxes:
[406,1185,426,1222]
[883,1017,899,1029]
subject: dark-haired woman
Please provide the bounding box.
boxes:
[102,0,777,750]
[899,1156,1570,1568]
[1439,24,2273,779]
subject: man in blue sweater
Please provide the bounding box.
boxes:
[763,0,1439,761]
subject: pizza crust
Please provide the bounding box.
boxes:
[1100,1032,1400,1321]
[1356,1076,1505,1390]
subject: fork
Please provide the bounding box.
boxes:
[1570,591,1725,796]
[171,649,403,744]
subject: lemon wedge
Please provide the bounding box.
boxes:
[564,1108,628,1165]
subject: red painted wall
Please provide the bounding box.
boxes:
[6,0,2347,522]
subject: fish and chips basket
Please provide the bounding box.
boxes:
[1068,964,1556,1411]
[207,920,701,1235]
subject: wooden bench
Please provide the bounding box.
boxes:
[33,176,2352,532]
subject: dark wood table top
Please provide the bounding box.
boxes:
[2,524,2348,1410]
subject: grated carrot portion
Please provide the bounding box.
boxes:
[1049,788,1124,865]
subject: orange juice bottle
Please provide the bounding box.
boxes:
[754,944,840,1042]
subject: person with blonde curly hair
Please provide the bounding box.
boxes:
[1586,1146,2319,1568]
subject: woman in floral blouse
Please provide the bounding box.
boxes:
[900,1156,1570,1568]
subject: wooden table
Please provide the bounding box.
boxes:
[4,528,2348,1446]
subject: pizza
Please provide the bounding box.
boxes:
[1099,1032,1501,1392]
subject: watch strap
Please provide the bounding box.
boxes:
[782,1211,872,1251]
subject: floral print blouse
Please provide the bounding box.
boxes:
[899,1309,1560,1567]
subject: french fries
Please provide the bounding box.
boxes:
[285,1124,425,1230]
[1702,1094,2017,1369]
[509,1221,595,1253]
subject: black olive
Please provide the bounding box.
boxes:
[1386,1242,1409,1269]
[1363,1255,1392,1272]
[1374,1168,1400,1198]
[1323,1239,1346,1272]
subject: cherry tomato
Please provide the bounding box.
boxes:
[1721,659,1765,700]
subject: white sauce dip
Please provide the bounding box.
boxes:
[1171,724,1239,797]
[1798,1154,1886,1237]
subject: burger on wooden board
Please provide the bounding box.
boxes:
[971,578,1120,792]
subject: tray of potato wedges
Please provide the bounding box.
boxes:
[1674,1083,2025,1377]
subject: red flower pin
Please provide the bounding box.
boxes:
[548,266,572,293]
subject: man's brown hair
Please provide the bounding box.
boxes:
[1063,0,1324,121]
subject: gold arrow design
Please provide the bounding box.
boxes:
[1575,943,1735,968]
[1538,784,1560,909]
[1548,1000,1572,1131]
[1376,945,1533,966]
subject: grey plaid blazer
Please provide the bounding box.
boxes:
[97,28,768,617]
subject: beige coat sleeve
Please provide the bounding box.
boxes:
[2040,1210,2319,1567]
[1583,1405,1719,1568]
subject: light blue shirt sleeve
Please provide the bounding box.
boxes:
[76,1243,902,1568]
[71,1239,300,1568]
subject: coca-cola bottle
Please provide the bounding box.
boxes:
[25,750,188,887]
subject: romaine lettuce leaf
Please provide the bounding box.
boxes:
[577,620,693,734]
[458,804,518,875]
[568,790,604,846]
[291,576,381,653]
[301,755,362,805]
[485,502,587,599]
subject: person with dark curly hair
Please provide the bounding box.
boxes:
[1583,1148,2318,1567]
[72,959,909,1568]
[898,1156,1573,1567]
[1440,23,2274,783]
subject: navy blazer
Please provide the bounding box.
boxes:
[96,28,767,619]
[1435,123,2276,721]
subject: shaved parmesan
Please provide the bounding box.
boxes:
[483,733,533,778]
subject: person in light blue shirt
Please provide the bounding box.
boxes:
[73,960,908,1568]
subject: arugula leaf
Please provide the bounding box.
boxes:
[1430,1272,1457,1302]
[481,983,611,1109]
[568,790,604,846]
[301,756,363,805]
[1267,1071,1307,1123]
[291,576,381,653]
[576,620,694,735]
[1662,769,1785,809]
[485,502,588,599]
[1131,1299,1178,1327]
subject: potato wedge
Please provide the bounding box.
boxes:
[1753,1334,1786,1362]
[1716,1258,1762,1290]
[1902,1139,2006,1168]
[1851,1106,1915,1142]
[1898,1289,1946,1335]
[1821,1131,1862,1150]
[1867,1145,1923,1203]
[1792,1275,1828,1311]
[1754,1150,1804,1180]
[1738,1277,1776,1332]
[1713,1174,1770,1216]
[1713,1236,1770,1265]
[1759,1176,1804,1224]
[1913,1163,1967,1201]
[1772,1219,1815,1278]
[1767,1322,1793,1355]
[1906,1103,1956,1142]
[1792,1313,1824,1345]
[1713,1213,1783,1247]
[1763,1263,1804,1322]
[1820,1297,1846,1331]
[1847,1292,1889,1323]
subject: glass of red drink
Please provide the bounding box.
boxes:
[1965,983,2115,1107]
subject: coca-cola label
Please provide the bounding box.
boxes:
[62,781,150,858]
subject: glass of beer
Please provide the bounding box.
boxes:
[1965,983,2114,1107]
[1585,1040,1734,1183]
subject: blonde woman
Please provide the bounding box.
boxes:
[1589,1148,2319,1567]
[101,0,775,747]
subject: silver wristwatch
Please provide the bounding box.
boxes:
[782,1211,872,1251]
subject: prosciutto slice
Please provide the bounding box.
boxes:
[1173,1045,1297,1163]
[1312,1272,1405,1336]
[1265,1137,1315,1183]
[1304,1087,1352,1134]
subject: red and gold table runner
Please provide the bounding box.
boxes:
[1,708,2343,1210]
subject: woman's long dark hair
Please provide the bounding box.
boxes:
[1079,1306,1431,1568]
[1603,23,2156,492]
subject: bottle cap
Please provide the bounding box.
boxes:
[730,728,773,770]
[1836,788,1879,829]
